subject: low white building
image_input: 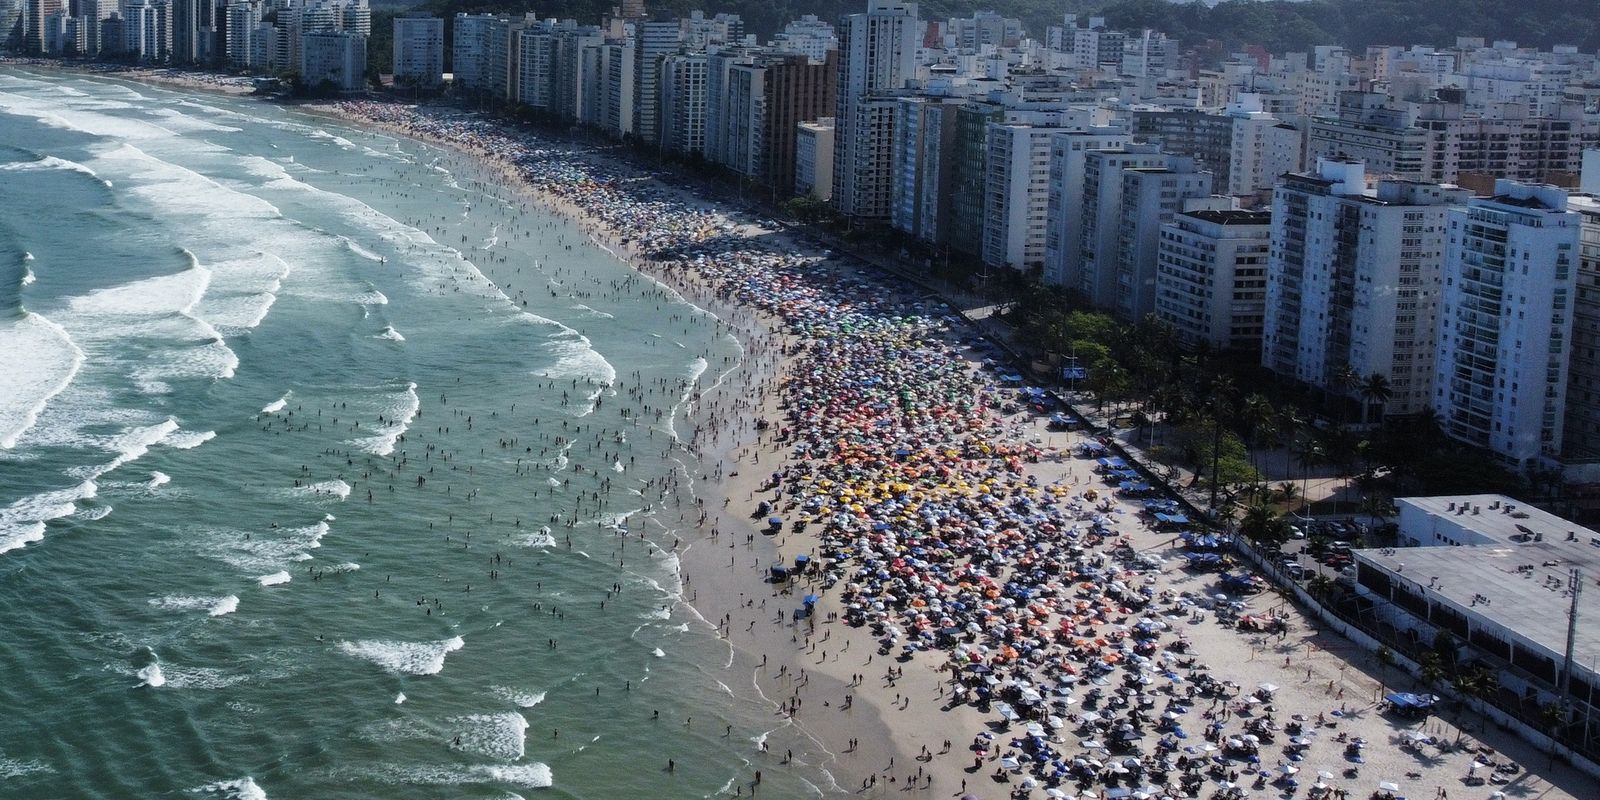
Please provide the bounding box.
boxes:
[1349,494,1600,761]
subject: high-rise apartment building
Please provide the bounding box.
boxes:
[1154,207,1273,352]
[452,13,498,93]
[831,0,919,221]
[392,14,442,87]
[300,28,364,90]
[631,18,681,145]
[1112,159,1214,320]
[1435,181,1581,465]
[1264,159,1470,417]
[1075,144,1168,308]
[1563,195,1600,461]
[1042,128,1132,288]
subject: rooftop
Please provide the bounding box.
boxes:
[1181,209,1272,225]
[1356,494,1600,671]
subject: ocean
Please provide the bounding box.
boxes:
[0,67,821,799]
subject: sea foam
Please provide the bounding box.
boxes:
[337,635,464,675]
[353,382,419,456]
[0,311,86,449]
[190,777,269,800]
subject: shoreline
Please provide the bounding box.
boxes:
[6,60,1589,800]
[294,99,926,793]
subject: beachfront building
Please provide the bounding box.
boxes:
[1348,495,1600,762]
[890,94,964,245]
[1154,207,1272,352]
[659,51,707,157]
[300,29,364,91]
[715,51,835,192]
[1564,195,1600,464]
[118,0,164,62]
[982,119,1076,273]
[1263,159,1469,418]
[1109,160,1215,321]
[831,0,920,222]
[632,17,682,146]
[1434,181,1581,467]
[1075,144,1169,310]
[451,13,497,93]
[795,117,833,201]
[1041,127,1132,288]
[223,0,256,68]
[601,40,634,138]
[167,0,197,63]
[21,0,63,53]
[516,22,557,109]
[702,47,753,168]
[392,14,442,88]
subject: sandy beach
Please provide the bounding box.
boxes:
[303,98,1593,800]
[8,59,1588,798]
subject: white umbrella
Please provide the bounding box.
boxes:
[1316,771,1334,779]
[1000,756,1021,770]
[1377,781,1401,792]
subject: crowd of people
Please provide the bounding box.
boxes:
[326,100,1539,800]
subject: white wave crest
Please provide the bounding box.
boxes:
[447,712,528,760]
[190,777,268,800]
[354,382,419,456]
[257,571,291,587]
[337,635,464,675]
[0,311,86,449]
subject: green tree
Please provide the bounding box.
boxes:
[1359,372,1394,426]
[1238,503,1290,548]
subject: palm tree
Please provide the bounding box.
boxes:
[1291,437,1324,516]
[1242,393,1276,474]
[1418,651,1446,688]
[1275,481,1299,507]
[1359,372,1394,426]
[1238,503,1289,548]
[1307,573,1335,600]
[1333,365,1360,424]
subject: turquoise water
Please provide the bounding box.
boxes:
[0,68,816,799]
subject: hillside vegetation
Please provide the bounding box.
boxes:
[369,0,1600,74]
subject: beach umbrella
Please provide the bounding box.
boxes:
[1377,782,1400,792]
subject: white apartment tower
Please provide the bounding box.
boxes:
[1042,127,1131,288]
[831,0,919,221]
[1154,208,1273,352]
[1436,181,1581,465]
[981,121,1064,273]
[1263,159,1470,417]
[1075,144,1168,309]
[452,13,498,93]
[392,15,443,87]
[1112,160,1214,321]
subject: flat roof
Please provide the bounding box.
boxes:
[1182,209,1271,225]
[1356,495,1600,671]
